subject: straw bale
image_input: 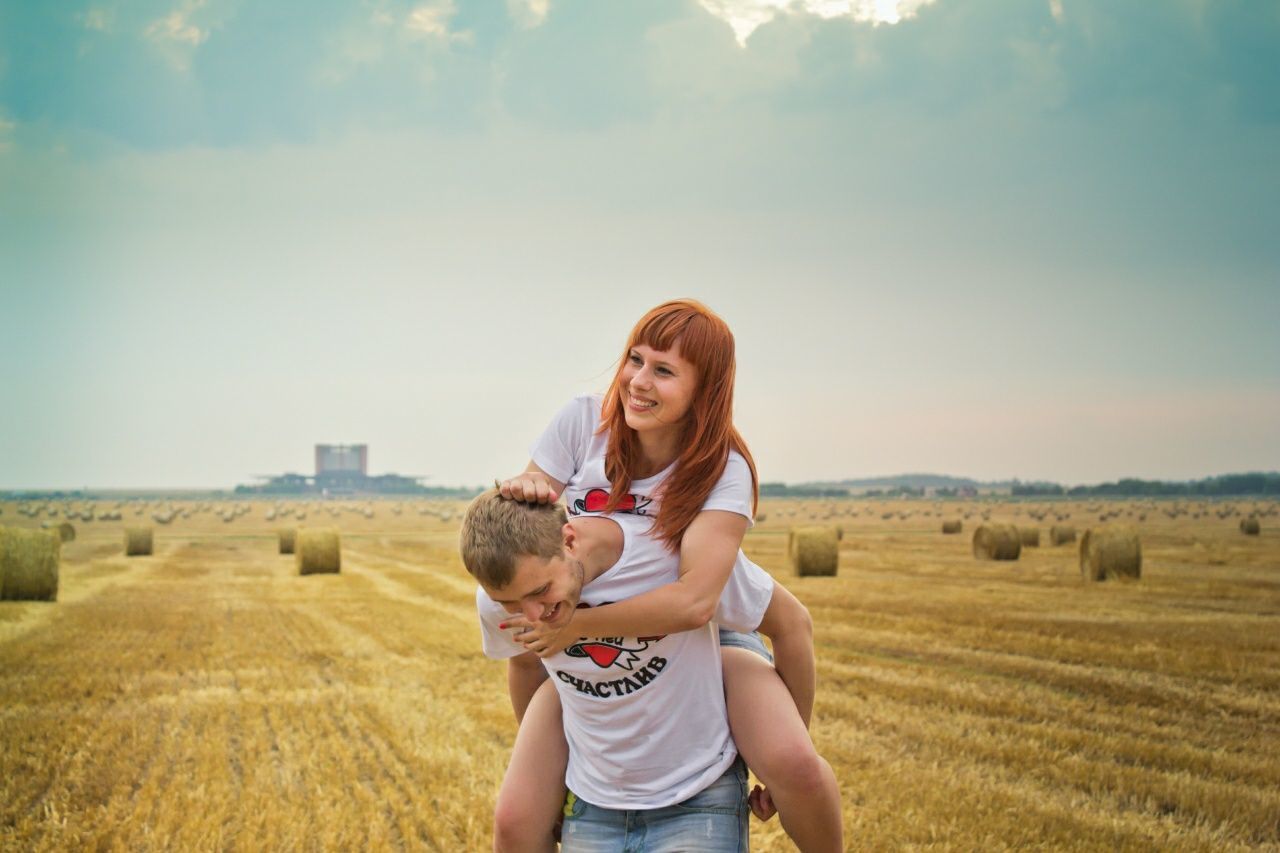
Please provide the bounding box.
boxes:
[0,527,60,601]
[941,520,962,534]
[1018,527,1041,547]
[972,524,1021,561]
[1240,517,1261,535]
[125,527,153,556]
[1050,525,1076,546]
[789,526,839,577]
[55,522,75,543]
[1080,527,1141,581]
[296,528,341,575]
[278,528,297,555]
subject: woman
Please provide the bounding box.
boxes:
[493,299,842,852]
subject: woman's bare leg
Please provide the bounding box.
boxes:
[493,680,568,853]
[723,646,843,853]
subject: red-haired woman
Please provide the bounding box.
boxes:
[489,299,843,851]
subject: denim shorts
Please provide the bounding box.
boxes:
[561,757,749,852]
[718,627,774,664]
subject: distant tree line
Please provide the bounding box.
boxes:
[759,482,851,498]
[1011,472,1280,497]
[862,486,926,498]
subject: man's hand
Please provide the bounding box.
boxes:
[498,474,557,504]
[748,784,777,822]
[503,614,576,658]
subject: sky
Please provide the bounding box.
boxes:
[1,0,1278,490]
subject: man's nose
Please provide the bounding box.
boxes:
[522,601,543,623]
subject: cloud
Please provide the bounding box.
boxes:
[406,0,472,43]
[145,10,208,46]
[0,0,1276,149]
[507,0,550,29]
[698,0,936,45]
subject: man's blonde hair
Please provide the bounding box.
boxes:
[459,488,568,588]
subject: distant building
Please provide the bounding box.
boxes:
[238,444,429,496]
[316,444,368,477]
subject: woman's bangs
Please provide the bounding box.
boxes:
[631,311,690,354]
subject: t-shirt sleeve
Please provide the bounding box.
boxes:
[476,586,526,660]
[700,451,755,524]
[528,395,597,485]
[714,552,775,632]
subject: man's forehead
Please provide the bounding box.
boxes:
[486,555,560,600]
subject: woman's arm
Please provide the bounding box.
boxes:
[511,510,750,656]
[753,582,817,728]
[499,460,566,505]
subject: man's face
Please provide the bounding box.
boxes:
[482,552,584,629]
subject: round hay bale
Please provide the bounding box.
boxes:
[56,522,76,543]
[1240,517,1260,535]
[1080,527,1141,581]
[0,527,60,601]
[296,528,341,575]
[1018,527,1041,547]
[125,527,153,557]
[278,528,297,555]
[972,524,1021,561]
[1050,525,1077,546]
[941,520,962,535]
[755,513,767,523]
[789,526,839,577]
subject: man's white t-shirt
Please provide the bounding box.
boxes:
[529,394,774,624]
[476,394,775,809]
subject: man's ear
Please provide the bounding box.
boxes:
[562,522,577,553]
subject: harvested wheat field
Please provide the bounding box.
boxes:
[1,498,1278,851]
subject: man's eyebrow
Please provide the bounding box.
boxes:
[491,583,547,604]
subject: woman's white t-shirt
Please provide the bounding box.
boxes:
[476,394,774,809]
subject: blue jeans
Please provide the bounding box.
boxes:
[560,758,750,852]
[718,627,774,664]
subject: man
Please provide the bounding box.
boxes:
[460,489,776,852]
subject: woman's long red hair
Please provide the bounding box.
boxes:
[598,299,758,551]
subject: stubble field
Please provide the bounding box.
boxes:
[1,498,1278,851]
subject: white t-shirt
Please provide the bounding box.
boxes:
[478,513,766,809]
[476,394,775,809]
[528,394,773,629]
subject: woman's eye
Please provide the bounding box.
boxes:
[656,367,671,376]
[629,354,642,365]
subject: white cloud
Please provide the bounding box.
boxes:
[507,0,551,29]
[1049,0,1064,23]
[406,1,472,43]
[145,7,209,47]
[699,0,937,46]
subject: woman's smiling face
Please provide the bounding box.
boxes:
[620,341,699,435]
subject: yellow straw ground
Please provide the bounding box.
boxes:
[1,499,1277,851]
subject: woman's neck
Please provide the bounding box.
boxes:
[633,426,682,480]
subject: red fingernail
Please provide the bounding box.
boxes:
[499,623,507,629]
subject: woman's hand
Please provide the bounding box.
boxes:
[498,473,559,504]
[748,784,777,821]
[502,614,576,658]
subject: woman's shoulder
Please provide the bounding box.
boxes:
[551,393,605,427]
